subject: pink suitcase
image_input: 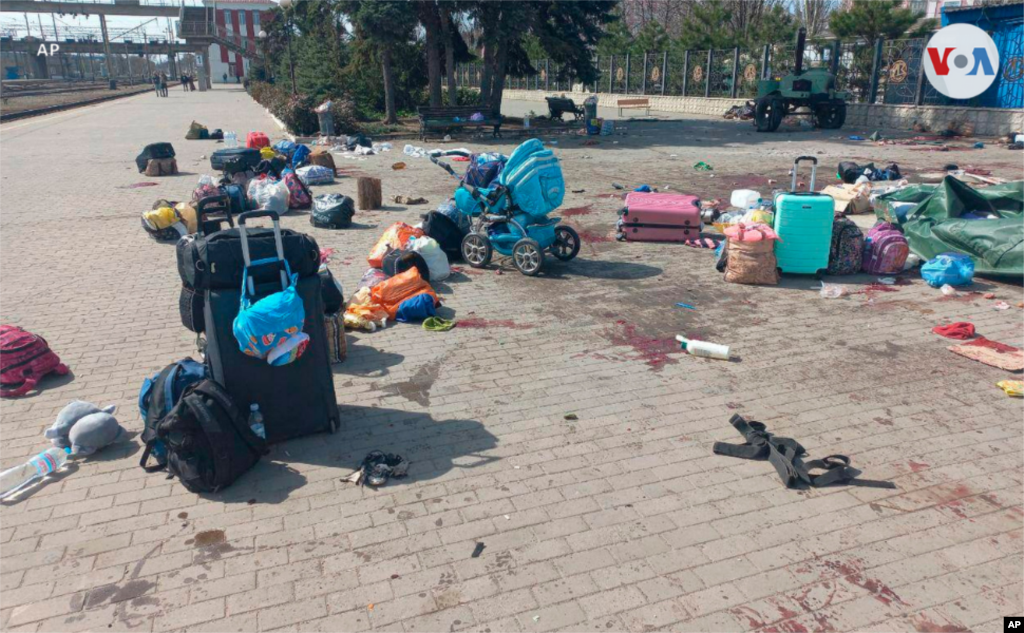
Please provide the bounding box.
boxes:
[620,192,701,242]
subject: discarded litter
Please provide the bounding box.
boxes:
[997,380,1023,397]
[993,301,1011,310]
[877,277,896,285]
[848,135,865,141]
[564,413,579,421]
[820,282,846,299]
[423,317,455,332]
[471,542,485,558]
[393,195,427,205]
[675,302,696,310]
[676,335,729,360]
[342,451,409,487]
[0,446,71,499]
[392,162,407,170]
[940,284,957,297]
[693,161,713,171]
[713,414,895,489]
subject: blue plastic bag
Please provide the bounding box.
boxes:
[394,293,437,323]
[921,252,974,287]
[291,144,311,168]
[232,258,309,366]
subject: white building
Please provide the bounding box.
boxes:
[907,0,978,18]
[204,0,274,83]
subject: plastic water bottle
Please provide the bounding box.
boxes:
[676,336,730,360]
[0,447,70,500]
[248,404,266,439]
[224,131,238,148]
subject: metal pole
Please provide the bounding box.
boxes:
[624,53,630,94]
[608,56,614,93]
[704,49,712,98]
[830,39,841,77]
[761,44,770,80]
[913,39,927,105]
[51,13,59,40]
[868,38,883,104]
[286,14,297,94]
[641,52,647,95]
[682,50,690,96]
[99,14,114,80]
[730,47,740,98]
[545,58,549,91]
[661,51,667,95]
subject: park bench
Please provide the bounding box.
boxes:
[417,106,502,140]
[545,96,585,122]
[617,97,651,117]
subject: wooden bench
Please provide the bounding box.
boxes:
[417,106,502,140]
[545,96,585,122]
[617,98,651,117]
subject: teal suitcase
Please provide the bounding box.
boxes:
[773,156,834,276]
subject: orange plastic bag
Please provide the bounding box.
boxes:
[371,268,438,319]
[367,222,424,268]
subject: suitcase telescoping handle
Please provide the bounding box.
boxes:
[237,210,288,295]
[791,155,818,192]
[196,194,235,236]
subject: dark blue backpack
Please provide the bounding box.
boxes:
[291,144,311,169]
[139,358,207,471]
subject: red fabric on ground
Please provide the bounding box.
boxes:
[932,322,976,340]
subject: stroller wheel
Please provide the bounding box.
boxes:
[461,233,492,268]
[512,238,543,276]
[553,225,581,261]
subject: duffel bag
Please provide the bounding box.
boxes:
[176,226,321,290]
[136,142,175,173]
[310,194,354,229]
[140,379,266,493]
[382,248,431,282]
[422,210,465,259]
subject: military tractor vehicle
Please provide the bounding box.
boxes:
[754,28,848,132]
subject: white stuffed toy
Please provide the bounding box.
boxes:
[45,401,126,456]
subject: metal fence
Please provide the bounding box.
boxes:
[452,33,1024,109]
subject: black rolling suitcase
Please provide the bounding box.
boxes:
[211,147,261,172]
[178,195,236,334]
[202,211,338,443]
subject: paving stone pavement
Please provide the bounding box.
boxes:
[1,86,1022,633]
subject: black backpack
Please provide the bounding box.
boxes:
[382,248,431,282]
[422,211,465,259]
[140,380,267,493]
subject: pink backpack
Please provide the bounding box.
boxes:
[1,325,69,397]
[283,172,312,210]
[862,222,909,274]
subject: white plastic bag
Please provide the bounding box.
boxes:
[247,178,289,214]
[408,236,450,282]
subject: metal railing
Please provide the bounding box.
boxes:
[453,35,1024,110]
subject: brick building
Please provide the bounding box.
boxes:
[204,0,273,83]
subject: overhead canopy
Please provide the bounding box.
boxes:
[877,177,1024,278]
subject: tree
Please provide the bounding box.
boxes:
[344,1,418,124]
[677,0,736,50]
[794,0,839,39]
[829,0,934,45]
[417,1,444,107]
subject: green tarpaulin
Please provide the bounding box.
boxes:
[876,177,1024,278]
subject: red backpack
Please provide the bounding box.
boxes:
[1,326,69,397]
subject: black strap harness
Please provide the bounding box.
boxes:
[713,415,895,489]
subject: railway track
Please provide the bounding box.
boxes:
[0,81,171,123]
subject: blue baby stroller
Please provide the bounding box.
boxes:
[430,139,580,276]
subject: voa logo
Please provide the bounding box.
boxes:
[924,23,1000,99]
